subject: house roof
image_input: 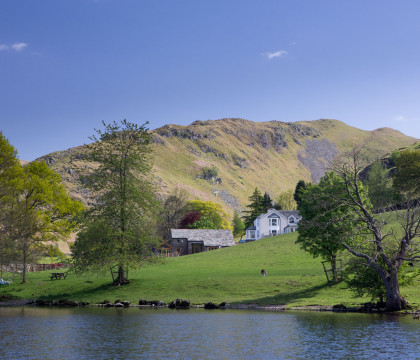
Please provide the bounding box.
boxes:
[246,225,256,230]
[170,229,235,247]
[257,209,301,221]
[278,210,301,219]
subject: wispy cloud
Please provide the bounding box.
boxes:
[265,50,288,59]
[0,42,28,52]
[394,115,406,123]
[11,42,28,52]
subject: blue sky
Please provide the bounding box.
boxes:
[1,0,420,161]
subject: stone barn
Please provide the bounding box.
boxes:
[169,229,235,255]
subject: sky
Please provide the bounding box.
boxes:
[1,0,420,161]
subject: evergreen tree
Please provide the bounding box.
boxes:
[243,188,264,229]
[293,180,307,209]
[261,192,273,212]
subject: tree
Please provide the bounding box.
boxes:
[276,189,297,210]
[296,173,352,281]
[343,258,420,304]
[72,120,159,286]
[304,148,420,311]
[0,132,22,272]
[364,161,395,210]
[294,180,308,209]
[13,161,83,283]
[179,212,202,229]
[181,200,232,229]
[232,211,245,239]
[261,192,273,213]
[1,132,82,283]
[158,188,188,240]
[188,216,217,229]
[243,188,264,229]
[393,149,420,197]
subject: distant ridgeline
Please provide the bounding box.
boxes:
[36,118,419,213]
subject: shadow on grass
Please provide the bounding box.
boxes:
[234,283,331,306]
[40,282,117,301]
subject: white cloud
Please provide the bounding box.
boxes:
[0,44,9,51]
[394,115,406,122]
[11,42,28,52]
[266,50,288,59]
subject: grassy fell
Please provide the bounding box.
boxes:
[2,232,419,308]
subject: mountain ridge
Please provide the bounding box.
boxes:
[36,118,419,213]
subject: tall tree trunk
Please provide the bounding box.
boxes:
[331,254,338,282]
[113,265,129,286]
[22,250,27,284]
[383,269,410,311]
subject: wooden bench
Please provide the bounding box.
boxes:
[50,272,67,280]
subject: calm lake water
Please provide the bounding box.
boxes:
[0,307,419,360]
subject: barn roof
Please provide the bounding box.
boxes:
[170,229,235,247]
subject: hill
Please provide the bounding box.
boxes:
[36,118,418,212]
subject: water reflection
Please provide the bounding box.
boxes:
[0,307,418,359]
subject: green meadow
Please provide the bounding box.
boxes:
[1,232,419,308]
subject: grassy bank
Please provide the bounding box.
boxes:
[1,233,419,308]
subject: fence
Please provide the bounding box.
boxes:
[0,263,70,274]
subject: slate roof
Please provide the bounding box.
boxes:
[170,229,235,247]
[246,225,256,230]
[277,210,301,219]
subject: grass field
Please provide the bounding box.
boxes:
[1,233,419,308]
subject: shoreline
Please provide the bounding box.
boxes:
[1,299,419,315]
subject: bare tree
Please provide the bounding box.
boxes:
[331,148,420,311]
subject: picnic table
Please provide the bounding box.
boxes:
[50,272,67,280]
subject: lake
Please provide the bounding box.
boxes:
[0,307,418,359]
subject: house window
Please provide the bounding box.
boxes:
[271,230,277,236]
[191,243,203,254]
[249,230,256,239]
[207,246,219,251]
[269,218,278,226]
[289,216,295,224]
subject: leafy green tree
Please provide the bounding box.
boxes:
[296,173,353,281]
[243,188,264,229]
[13,161,83,283]
[184,200,232,229]
[327,148,420,311]
[0,132,22,271]
[1,133,82,283]
[393,149,420,197]
[276,189,297,210]
[293,180,308,209]
[344,259,420,304]
[72,120,159,286]
[364,161,394,210]
[232,211,245,239]
[188,216,217,229]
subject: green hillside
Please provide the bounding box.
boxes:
[2,233,419,308]
[36,118,418,214]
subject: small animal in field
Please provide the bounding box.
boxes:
[261,269,267,276]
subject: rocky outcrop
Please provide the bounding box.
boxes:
[298,139,339,182]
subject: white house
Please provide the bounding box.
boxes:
[244,209,301,242]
